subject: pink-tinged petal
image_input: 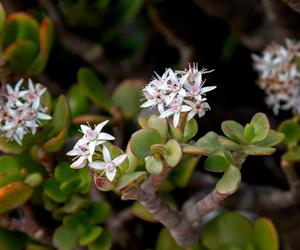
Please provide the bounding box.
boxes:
[180,72,189,85]
[89,161,107,170]
[95,120,109,133]
[88,141,97,162]
[80,125,90,134]
[102,146,112,162]
[98,132,115,141]
[183,99,194,106]
[187,111,196,121]
[106,166,117,182]
[15,79,24,92]
[201,86,216,94]
[173,113,180,128]
[158,103,165,114]
[195,72,203,86]
[75,137,88,147]
[141,99,156,108]
[28,79,34,92]
[198,110,206,118]
[66,149,79,156]
[112,154,127,166]
[70,156,86,169]
[160,108,173,118]
[181,105,192,112]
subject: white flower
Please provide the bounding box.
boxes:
[79,120,115,162]
[89,146,127,181]
[141,63,216,127]
[66,140,91,169]
[253,38,300,115]
[0,78,52,144]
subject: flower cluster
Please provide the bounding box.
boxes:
[67,121,127,181]
[0,79,51,144]
[252,39,300,115]
[141,63,216,127]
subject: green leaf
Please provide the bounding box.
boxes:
[53,226,78,250]
[183,118,198,142]
[218,136,241,151]
[282,148,300,162]
[51,95,70,136]
[54,162,77,183]
[202,211,253,249]
[130,128,164,158]
[0,137,24,154]
[63,211,88,228]
[78,67,113,112]
[115,171,146,192]
[0,156,22,188]
[112,78,144,118]
[79,225,103,246]
[204,155,230,173]
[253,218,279,250]
[60,177,82,193]
[221,121,247,144]
[216,165,241,194]
[44,179,68,203]
[26,17,54,75]
[43,194,59,212]
[243,145,275,155]
[163,139,182,167]
[146,156,163,174]
[67,84,89,117]
[0,182,33,214]
[88,229,112,250]
[4,40,38,73]
[43,128,67,153]
[147,114,169,140]
[168,155,200,188]
[87,202,111,224]
[155,227,181,250]
[256,130,284,147]
[243,124,255,143]
[278,120,300,145]
[0,3,6,33]
[2,13,39,49]
[0,228,27,250]
[132,201,157,222]
[61,194,89,214]
[250,113,270,143]
[196,132,220,155]
[24,173,43,187]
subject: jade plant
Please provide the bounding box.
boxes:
[67,64,283,248]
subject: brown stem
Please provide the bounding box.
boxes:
[0,205,53,246]
[283,0,300,13]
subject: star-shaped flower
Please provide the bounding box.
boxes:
[89,146,127,181]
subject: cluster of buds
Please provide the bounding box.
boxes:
[252,39,300,115]
[141,63,216,127]
[67,121,127,182]
[0,79,51,144]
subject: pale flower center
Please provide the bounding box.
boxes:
[86,129,97,140]
[106,163,115,173]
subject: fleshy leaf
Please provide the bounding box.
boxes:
[44,179,68,203]
[216,165,241,194]
[50,95,70,136]
[87,202,111,224]
[249,113,270,143]
[53,226,78,250]
[156,227,181,250]
[196,132,220,155]
[183,118,198,142]
[132,201,157,222]
[79,225,103,246]
[163,139,182,167]
[0,3,6,33]
[61,194,90,214]
[43,128,67,153]
[243,145,275,155]
[204,155,230,173]
[78,67,113,112]
[0,182,33,214]
[67,84,89,117]
[221,120,247,144]
[87,229,112,250]
[130,128,164,158]
[253,218,279,250]
[147,114,168,140]
[278,120,300,145]
[112,79,144,118]
[282,148,300,162]
[146,156,163,174]
[24,173,43,187]
[256,130,284,147]
[114,171,146,192]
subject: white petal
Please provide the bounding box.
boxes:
[88,141,97,162]
[80,125,90,134]
[89,161,107,170]
[66,148,79,156]
[141,99,156,108]
[201,86,216,94]
[15,79,23,92]
[37,112,52,120]
[95,120,109,133]
[181,105,192,112]
[106,167,117,182]
[112,154,127,166]
[98,132,115,141]
[70,156,86,169]
[187,111,196,121]
[28,79,34,91]
[102,146,112,162]
[160,108,174,118]
[173,113,180,128]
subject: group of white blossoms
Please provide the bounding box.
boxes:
[253,39,300,115]
[0,79,51,144]
[67,64,216,182]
